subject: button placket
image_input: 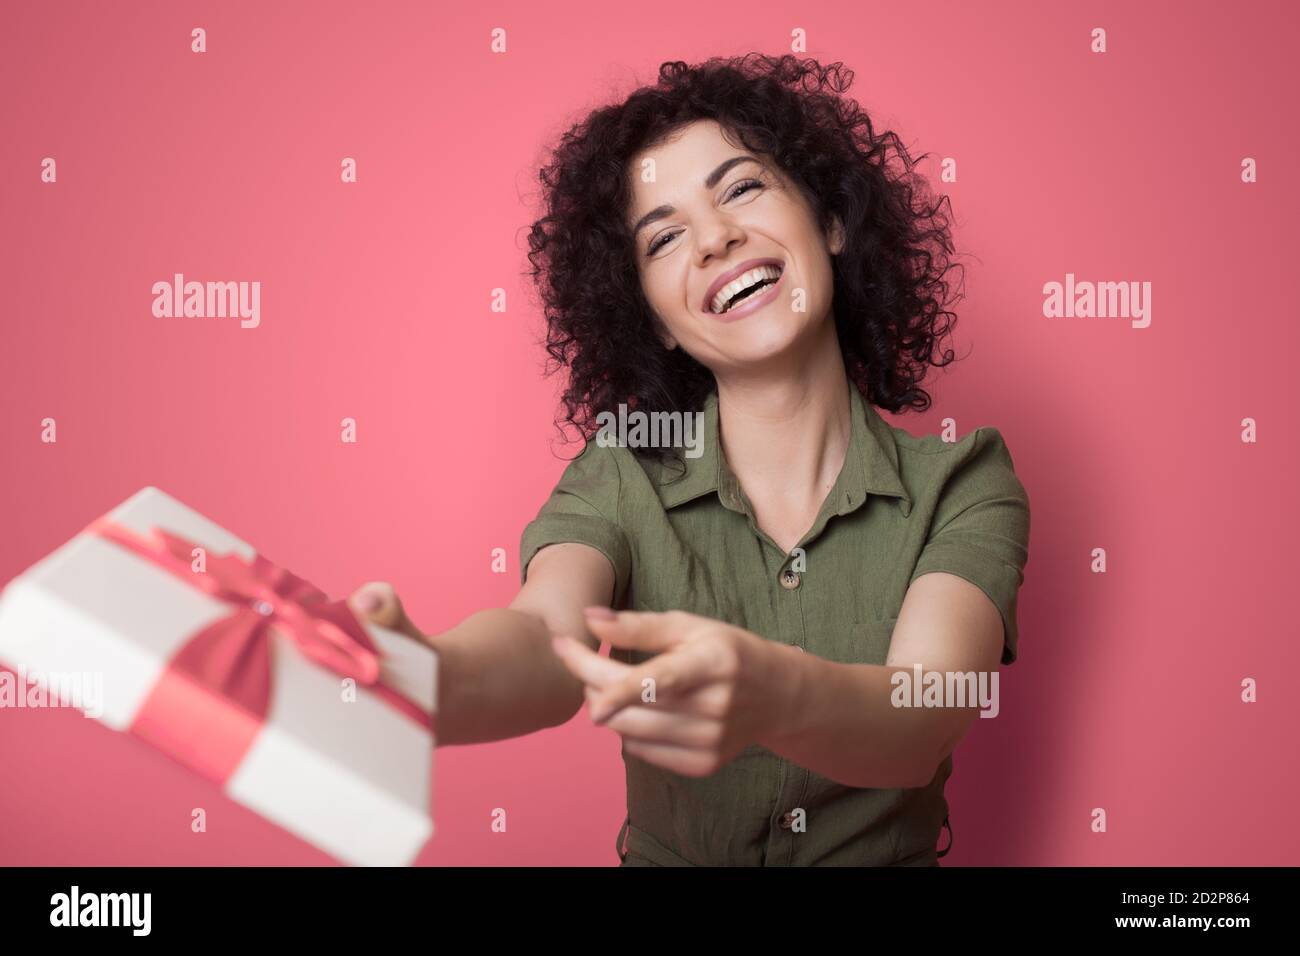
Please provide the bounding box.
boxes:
[765,545,813,864]
[777,553,806,652]
[769,777,812,864]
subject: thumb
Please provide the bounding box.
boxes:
[348,581,426,644]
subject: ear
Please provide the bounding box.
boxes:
[827,215,846,256]
[651,313,678,350]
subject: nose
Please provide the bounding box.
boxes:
[694,213,746,266]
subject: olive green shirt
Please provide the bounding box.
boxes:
[520,384,1031,866]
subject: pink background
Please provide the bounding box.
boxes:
[1,0,1296,866]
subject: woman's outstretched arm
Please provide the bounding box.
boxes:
[348,542,613,745]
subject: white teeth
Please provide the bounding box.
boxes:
[710,264,782,314]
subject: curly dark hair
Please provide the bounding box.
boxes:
[524,52,965,457]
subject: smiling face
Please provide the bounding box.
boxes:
[626,119,845,378]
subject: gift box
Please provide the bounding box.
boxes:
[0,486,437,866]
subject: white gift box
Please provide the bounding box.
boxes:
[0,486,437,866]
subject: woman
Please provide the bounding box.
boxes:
[350,54,1030,866]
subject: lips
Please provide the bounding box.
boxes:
[702,257,785,315]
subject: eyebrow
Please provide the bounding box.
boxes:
[630,155,762,238]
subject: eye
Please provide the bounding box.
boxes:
[724,177,763,201]
[647,230,679,255]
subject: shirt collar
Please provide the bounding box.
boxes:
[653,384,912,518]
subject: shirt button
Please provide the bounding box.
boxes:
[779,812,797,829]
[779,568,801,590]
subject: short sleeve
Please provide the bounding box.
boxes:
[908,427,1031,665]
[519,441,633,608]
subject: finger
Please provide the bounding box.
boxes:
[582,607,691,654]
[349,581,426,644]
[622,738,722,778]
[550,635,630,688]
[599,679,729,719]
[601,703,721,749]
[588,648,710,724]
[586,679,722,722]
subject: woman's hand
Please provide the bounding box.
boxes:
[347,580,432,645]
[551,607,788,777]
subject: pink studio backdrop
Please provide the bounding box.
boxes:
[1,0,1297,867]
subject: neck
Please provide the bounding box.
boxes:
[712,323,853,514]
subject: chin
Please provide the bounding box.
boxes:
[710,328,810,371]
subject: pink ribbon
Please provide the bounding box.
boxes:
[86,516,434,784]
